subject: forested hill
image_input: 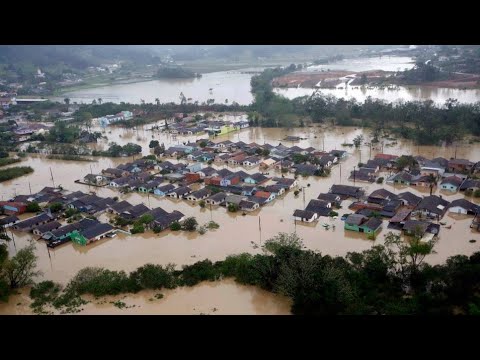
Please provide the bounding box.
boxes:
[0,45,160,70]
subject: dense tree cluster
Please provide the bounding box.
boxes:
[12,231,480,315]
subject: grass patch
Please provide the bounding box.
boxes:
[0,158,21,167]
[47,155,96,162]
[0,166,34,182]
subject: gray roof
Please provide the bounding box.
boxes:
[362,217,382,230]
[330,184,363,198]
[239,200,258,210]
[345,214,368,226]
[207,192,227,202]
[403,220,430,233]
[108,201,133,213]
[293,209,316,219]
[34,221,61,233]
[189,188,212,199]
[448,199,479,213]
[369,189,397,200]
[81,223,114,240]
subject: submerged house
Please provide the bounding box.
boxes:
[186,188,212,202]
[329,185,363,199]
[293,209,318,223]
[344,214,382,235]
[13,213,53,232]
[205,192,227,206]
[414,195,450,219]
[440,176,464,192]
[447,199,479,215]
[154,184,176,196]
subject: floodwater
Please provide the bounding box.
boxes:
[303,56,416,73]
[274,85,480,106]
[3,124,480,313]
[58,70,254,105]
[0,279,292,315]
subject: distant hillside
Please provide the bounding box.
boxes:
[0,45,160,70]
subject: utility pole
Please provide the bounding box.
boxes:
[258,216,262,245]
[353,165,356,185]
[455,144,458,159]
[210,203,213,221]
[339,162,342,183]
[90,164,93,175]
[28,182,32,195]
[302,186,306,208]
[369,143,372,160]
[50,167,55,188]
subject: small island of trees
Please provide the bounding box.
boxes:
[155,66,202,79]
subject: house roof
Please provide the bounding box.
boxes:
[15,213,52,229]
[35,221,61,233]
[200,167,217,176]
[416,196,450,215]
[248,173,269,183]
[0,215,19,225]
[293,209,316,219]
[147,207,169,220]
[216,168,233,178]
[122,204,150,218]
[207,192,227,202]
[189,188,212,199]
[275,178,296,186]
[50,218,99,238]
[345,214,368,226]
[392,171,414,182]
[389,209,412,223]
[317,193,341,203]
[244,156,261,163]
[460,179,480,190]
[448,199,479,213]
[157,184,175,193]
[254,191,271,199]
[305,199,331,216]
[362,217,382,230]
[264,185,285,193]
[330,184,362,197]
[448,158,474,166]
[403,220,430,234]
[441,176,464,187]
[225,195,246,204]
[109,201,133,213]
[239,200,258,209]
[81,223,114,240]
[173,186,192,196]
[375,154,398,160]
[369,189,397,200]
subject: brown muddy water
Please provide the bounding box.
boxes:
[0,279,291,315]
[2,123,480,314]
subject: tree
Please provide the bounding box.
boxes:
[427,174,437,196]
[199,141,207,148]
[199,200,206,208]
[26,202,41,213]
[155,98,160,106]
[170,222,181,231]
[98,98,103,105]
[353,135,364,148]
[149,140,160,149]
[228,203,239,212]
[64,98,70,106]
[2,241,42,288]
[182,217,198,231]
[49,202,63,213]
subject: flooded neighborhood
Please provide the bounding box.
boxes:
[2,45,480,315]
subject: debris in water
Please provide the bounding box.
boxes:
[280,219,283,222]
[469,239,476,243]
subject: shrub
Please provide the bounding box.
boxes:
[199,200,206,208]
[294,190,300,196]
[129,263,177,290]
[180,260,218,286]
[26,202,41,213]
[153,226,162,234]
[170,222,181,231]
[206,221,220,229]
[182,217,198,231]
[474,189,480,198]
[131,224,145,234]
[329,210,339,217]
[465,189,474,197]
[198,226,207,235]
[30,281,62,308]
[49,202,63,213]
[228,203,239,212]
[376,177,384,184]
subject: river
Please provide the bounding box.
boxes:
[2,123,480,314]
[58,57,480,106]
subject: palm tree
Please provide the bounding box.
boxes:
[98,98,103,105]
[64,98,70,106]
[155,98,160,106]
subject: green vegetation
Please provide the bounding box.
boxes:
[0,166,34,182]
[92,142,142,157]
[2,241,41,289]
[10,229,480,315]
[376,177,384,184]
[182,217,198,231]
[0,158,21,167]
[228,203,239,212]
[26,202,41,213]
[130,224,145,234]
[206,221,220,229]
[199,200,206,208]
[169,222,181,231]
[149,140,159,149]
[49,202,63,213]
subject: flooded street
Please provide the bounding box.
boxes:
[2,124,480,313]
